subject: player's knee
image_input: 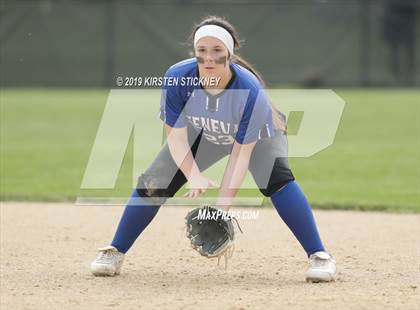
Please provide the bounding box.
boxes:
[258,177,295,197]
[136,173,173,205]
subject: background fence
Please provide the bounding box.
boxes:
[1,0,419,87]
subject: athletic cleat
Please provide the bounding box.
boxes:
[305,251,336,283]
[90,246,125,276]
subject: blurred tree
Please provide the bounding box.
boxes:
[382,0,418,84]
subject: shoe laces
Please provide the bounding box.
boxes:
[309,257,328,268]
[309,252,334,268]
[96,249,120,264]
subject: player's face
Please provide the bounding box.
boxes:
[195,37,230,77]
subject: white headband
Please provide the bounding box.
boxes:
[194,24,234,55]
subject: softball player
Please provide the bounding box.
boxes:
[91,16,336,282]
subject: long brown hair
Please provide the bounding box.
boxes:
[190,15,285,131]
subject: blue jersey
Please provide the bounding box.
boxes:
[159,58,274,145]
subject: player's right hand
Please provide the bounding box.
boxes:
[183,174,220,199]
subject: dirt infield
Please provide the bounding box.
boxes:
[1,202,419,310]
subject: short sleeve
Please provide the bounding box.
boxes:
[159,69,186,128]
[235,88,274,144]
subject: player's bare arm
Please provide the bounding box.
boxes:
[165,124,219,199]
[216,141,257,211]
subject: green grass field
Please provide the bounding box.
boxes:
[1,88,419,212]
